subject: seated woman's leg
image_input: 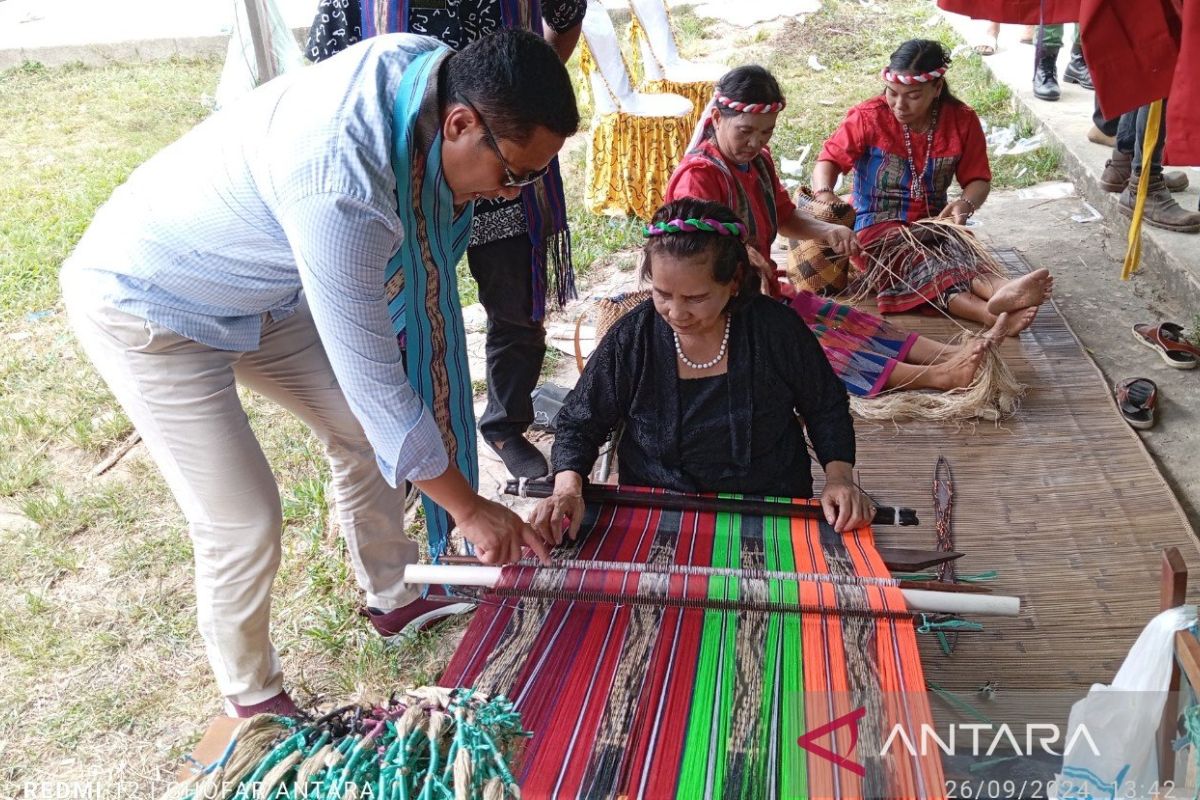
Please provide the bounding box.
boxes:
[946,292,1040,335]
[981,268,1053,314]
[902,313,1009,365]
[885,340,988,391]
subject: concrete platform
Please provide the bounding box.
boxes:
[0,0,315,68]
[939,12,1200,310]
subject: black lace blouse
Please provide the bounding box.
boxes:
[552,295,856,498]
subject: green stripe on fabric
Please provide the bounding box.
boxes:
[746,510,783,800]
[677,501,740,798]
[774,506,807,798]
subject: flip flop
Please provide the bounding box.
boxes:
[1132,322,1200,369]
[1115,377,1157,430]
[973,40,997,56]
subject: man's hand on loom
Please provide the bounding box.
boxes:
[457,497,551,565]
[820,475,874,532]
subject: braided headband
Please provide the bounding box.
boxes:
[643,217,747,240]
[714,93,785,114]
[880,65,949,84]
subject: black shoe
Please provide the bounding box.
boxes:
[484,435,549,479]
[1033,46,1061,101]
[1063,51,1093,90]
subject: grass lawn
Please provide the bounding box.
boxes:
[0,2,1059,793]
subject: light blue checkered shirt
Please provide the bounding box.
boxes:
[61,34,455,487]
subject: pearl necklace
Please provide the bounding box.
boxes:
[674,314,731,370]
[901,102,939,200]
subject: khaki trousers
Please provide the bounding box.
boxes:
[62,284,420,705]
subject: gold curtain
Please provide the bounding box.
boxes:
[586,112,690,220]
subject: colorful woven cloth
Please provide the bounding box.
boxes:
[441,487,945,798]
[790,292,918,398]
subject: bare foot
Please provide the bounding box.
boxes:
[1003,306,1039,336]
[981,311,1010,345]
[928,340,987,390]
[985,269,1053,315]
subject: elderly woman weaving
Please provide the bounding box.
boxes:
[666,64,1008,396]
[529,198,874,546]
[812,39,1052,327]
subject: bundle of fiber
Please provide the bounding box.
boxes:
[163,688,528,800]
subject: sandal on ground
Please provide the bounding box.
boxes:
[1115,377,1158,430]
[973,39,997,56]
[1132,322,1200,369]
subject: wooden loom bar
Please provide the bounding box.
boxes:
[503,480,920,526]
[405,563,1021,616]
[1160,547,1188,785]
[441,547,964,573]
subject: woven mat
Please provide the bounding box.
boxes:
[822,247,1200,726]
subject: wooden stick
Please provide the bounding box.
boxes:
[503,480,919,526]
[877,547,962,572]
[406,563,1019,616]
[1160,547,1188,785]
[90,431,142,478]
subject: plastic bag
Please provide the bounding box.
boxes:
[1053,605,1197,798]
[531,383,571,433]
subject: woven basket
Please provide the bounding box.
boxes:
[574,290,652,373]
[786,186,856,295]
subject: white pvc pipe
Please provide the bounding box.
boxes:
[405,564,1020,617]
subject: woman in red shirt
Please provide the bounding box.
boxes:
[666,65,1007,397]
[813,39,1052,326]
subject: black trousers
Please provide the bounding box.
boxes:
[467,233,547,443]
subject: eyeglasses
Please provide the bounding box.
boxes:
[462,99,549,188]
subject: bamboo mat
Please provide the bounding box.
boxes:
[827,247,1199,727]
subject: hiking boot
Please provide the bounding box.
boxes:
[1101,150,1190,193]
[1032,46,1061,101]
[1118,174,1200,233]
[1062,44,1093,90]
[228,689,300,718]
[363,584,477,639]
[1100,150,1133,192]
[1086,125,1115,148]
[483,435,548,479]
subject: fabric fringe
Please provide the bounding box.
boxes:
[523,157,574,321]
[165,688,527,800]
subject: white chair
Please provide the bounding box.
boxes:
[629,0,727,81]
[627,0,726,133]
[581,0,692,220]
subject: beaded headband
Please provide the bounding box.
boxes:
[714,93,785,114]
[643,217,747,240]
[880,65,949,84]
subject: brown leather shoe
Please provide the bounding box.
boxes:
[1086,125,1115,148]
[1119,174,1200,233]
[229,689,300,718]
[1100,151,1132,192]
[364,585,476,639]
[1101,150,1189,193]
